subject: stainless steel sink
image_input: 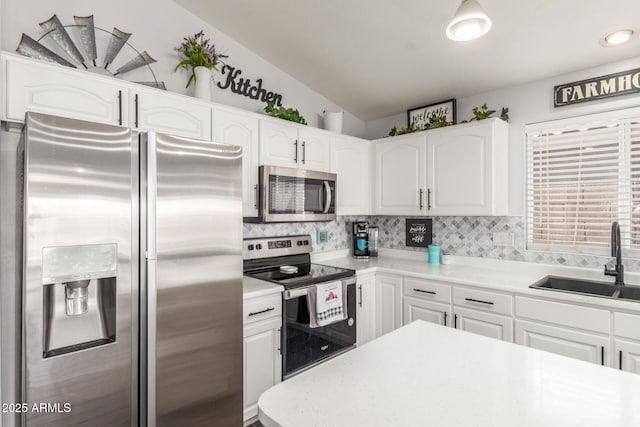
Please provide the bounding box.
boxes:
[530,275,640,302]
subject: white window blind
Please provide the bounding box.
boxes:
[526,108,640,257]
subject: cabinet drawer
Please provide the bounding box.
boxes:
[453,287,512,315]
[403,277,451,303]
[244,294,281,325]
[515,296,609,334]
[614,312,640,340]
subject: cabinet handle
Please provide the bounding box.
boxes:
[454,314,458,328]
[302,141,306,164]
[443,311,447,326]
[419,188,424,210]
[254,184,258,209]
[601,346,605,366]
[427,188,432,210]
[248,307,275,317]
[278,327,282,354]
[134,93,139,128]
[117,90,123,125]
[294,140,298,163]
[619,350,623,370]
[465,297,494,306]
[358,285,363,308]
[413,288,436,295]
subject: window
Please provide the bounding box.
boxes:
[525,107,640,256]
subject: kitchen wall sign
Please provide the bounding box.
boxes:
[405,218,433,248]
[217,65,283,106]
[554,67,640,107]
[407,99,456,128]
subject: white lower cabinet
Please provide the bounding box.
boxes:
[376,274,403,337]
[243,296,282,423]
[515,320,609,366]
[453,306,513,342]
[356,273,376,346]
[404,296,451,327]
[614,339,640,374]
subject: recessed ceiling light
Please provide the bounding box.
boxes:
[446,0,492,42]
[600,28,636,47]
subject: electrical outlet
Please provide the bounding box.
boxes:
[317,229,329,243]
[493,232,514,247]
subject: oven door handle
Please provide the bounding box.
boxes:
[284,276,356,300]
[323,181,332,214]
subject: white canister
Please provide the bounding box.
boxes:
[323,110,344,133]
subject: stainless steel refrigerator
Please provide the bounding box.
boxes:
[15,112,243,426]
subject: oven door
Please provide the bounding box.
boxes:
[260,165,336,222]
[282,277,356,378]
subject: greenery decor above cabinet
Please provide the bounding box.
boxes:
[259,118,331,172]
[373,118,509,216]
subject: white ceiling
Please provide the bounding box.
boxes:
[175,0,640,121]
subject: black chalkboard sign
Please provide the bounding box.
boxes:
[406,218,432,248]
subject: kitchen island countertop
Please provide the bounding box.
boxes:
[258,320,640,427]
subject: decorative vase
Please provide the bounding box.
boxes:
[193,66,212,101]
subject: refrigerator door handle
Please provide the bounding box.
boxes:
[147,258,157,427]
[147,134,157,260]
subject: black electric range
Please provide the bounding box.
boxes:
[243,235,357,378]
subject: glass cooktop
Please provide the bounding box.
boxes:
[247,263,355,289]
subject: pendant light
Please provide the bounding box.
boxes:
[446,0,492,41]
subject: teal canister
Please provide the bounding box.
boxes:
[428,244,441,264]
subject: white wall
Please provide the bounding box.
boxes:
[0,0,366,137]
[364,56,640,215]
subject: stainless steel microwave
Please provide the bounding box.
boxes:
[253,165,336,222]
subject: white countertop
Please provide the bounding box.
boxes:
[311,249,640,313]
[259,320,640,427]
[243,276,283,300]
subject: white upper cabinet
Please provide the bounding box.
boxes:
[331,135,371,215]
[131,86,212,140]
[259,118,331,172]
[373,133,427,215]
[3,53,127,126]
[426,118,509,216]
[213,107,260,217]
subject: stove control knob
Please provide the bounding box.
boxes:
[256,244,262,250]
[304,240,309,245]
[247,244,254,251]
[297,241,303,246]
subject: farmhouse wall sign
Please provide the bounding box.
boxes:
[405,218,433,248]
[554,67,640,107]
[217,65,283,106]
[407,99,456,128]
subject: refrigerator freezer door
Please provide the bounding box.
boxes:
[22,112,136,426]
[145,133,243,426]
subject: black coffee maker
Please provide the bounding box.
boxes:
[353,221,370,259]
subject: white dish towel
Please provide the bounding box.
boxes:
[308,281,347,328]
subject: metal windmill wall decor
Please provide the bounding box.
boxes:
[17,14,165,89]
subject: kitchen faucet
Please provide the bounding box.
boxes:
[604,221,624,285]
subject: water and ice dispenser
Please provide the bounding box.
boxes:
[41,244,118,358]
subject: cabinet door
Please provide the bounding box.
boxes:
[403,296,451,327]
[243,317,281,422]
[515,320,609,365]
[299,126,331,172]
[259,120,299,168]
[614,339,640,374]
[133,88,212,140]
[356,273,376,346]
[374,134,427,215]
[213,108,259,217]
[331,136,371,215]
[4,55,126,126]
[427,121,492,215]
[375,275,402,337]
[454,307,513,342]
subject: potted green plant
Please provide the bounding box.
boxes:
[174,31,228,100]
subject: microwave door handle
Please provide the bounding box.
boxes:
[323,181,332,213]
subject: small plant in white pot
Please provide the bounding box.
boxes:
[174,31,228,100]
